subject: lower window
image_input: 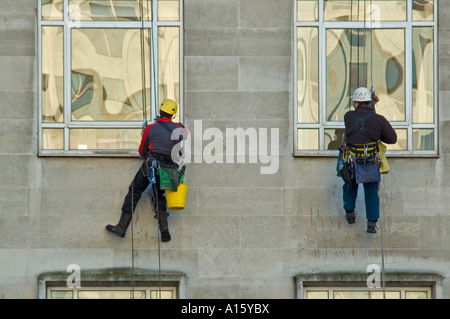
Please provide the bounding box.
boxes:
[38,268,185,299]
[47,285,177,299]
[305,286,430,299]
[296,273,442,299]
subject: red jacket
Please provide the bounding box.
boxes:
[139,117,186,158]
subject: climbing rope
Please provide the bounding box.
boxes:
[129,0,163,300]
[348,0,386,298]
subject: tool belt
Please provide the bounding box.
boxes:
[346,142,378,158]
[144,152,181,191]
[338,142,381,185]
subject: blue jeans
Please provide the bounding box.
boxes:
[343,180,379,221]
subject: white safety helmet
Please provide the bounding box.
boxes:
[352,87,372,102]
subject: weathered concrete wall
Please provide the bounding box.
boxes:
[0,0,449,299]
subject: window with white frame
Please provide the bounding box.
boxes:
[304,286,431,299]
[295,273,442,299]
[294,0,436,156]
[38,0,183,155]
[47,284,178,299]
[38,269,185,299]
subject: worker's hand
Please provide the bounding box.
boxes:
[373,94,379,104]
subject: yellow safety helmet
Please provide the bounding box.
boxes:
[159,99,178,115]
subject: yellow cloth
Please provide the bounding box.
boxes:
[378,141,390,173]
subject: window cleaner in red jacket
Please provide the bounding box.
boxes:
[106,99,186,242]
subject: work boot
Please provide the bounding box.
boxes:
[105,213,132,238]
[367,220,377,233]
[346,210,356,224]
[160,226,171,242]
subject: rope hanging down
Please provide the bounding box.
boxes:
[130,0,163,300]
[349,0,386,298]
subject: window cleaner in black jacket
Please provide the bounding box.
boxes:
[106,99,186,242]
[343,87,397,233]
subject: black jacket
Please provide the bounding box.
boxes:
[344,106,397,145]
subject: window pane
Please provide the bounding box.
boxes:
[297,0,318,22]
[306,291,328,299]
[69,128,141,150]
[370,291,401,299]
[78,290,145,299]
[326,29,405,122]
[51,290,73,299]
[158,0,180,21]
[43,128,64,150]
[325,128,345,150]
[69,0,152,21]
[413,0,433,21]
[71,28,151,121]
[389,128,407,151]
[412,27,434,124]
[42,26,64,123]
[150,290,174,299]
[413,128,434,151]
[298,27,319,124]
[334,291,369,299]
[42,0,63,20]
[298,129,319,150]
[158,27,180,121]
[324,0,406,21]
[405,291,428,299]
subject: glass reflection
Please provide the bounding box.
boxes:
[42,0,63,20]
[150,290,174,299]
[42,128,64,150]
[412,27,434,124]
[158,27,180,122]
[297,0,318,22]
[298,129,319,150]
[42,26,64,123]
[306,291,328,299]
[405,291,428,299]
[413,129,434,151]
[334,291,369,299]
[325,128,345,150]
[297,27,319,124]
[389,128,407,151]
[412,0,434,21]
[324,0,406,21]
[370,291,401,299]
[50,290,73,299]
[326,29,405,122]
[69,0,152,21]
[70,128,142,150]
[78,290,145,299]
[158,0,180,21]
[71,28,151,121]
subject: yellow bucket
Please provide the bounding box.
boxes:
[165,183,188,210]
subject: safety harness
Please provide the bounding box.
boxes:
[344,111,380,164]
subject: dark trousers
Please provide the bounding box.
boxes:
[122,162,168,229]
[343,180,380,221]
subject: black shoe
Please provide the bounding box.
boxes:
[106,224,127,238]
[106,213,132,238]
[346,211,356,224]
[367,220,377,233]
[160,227,171,242]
